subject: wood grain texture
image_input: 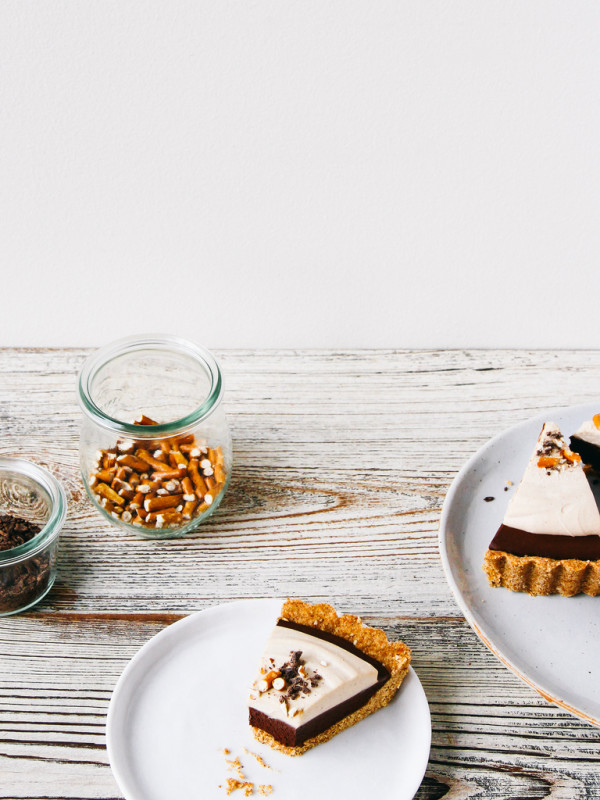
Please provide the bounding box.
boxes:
[1,348,600,798]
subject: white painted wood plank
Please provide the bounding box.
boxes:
[1,349,600,615]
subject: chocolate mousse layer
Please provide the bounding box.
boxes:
[249,620,390,747]
[490,523,600,560]
[570,435,600,472]
[249,680,387,747]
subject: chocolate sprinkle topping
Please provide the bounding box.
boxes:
[273,650,323,701]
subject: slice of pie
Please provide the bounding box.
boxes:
[483,422,600,596]
[248,599,411,755]
[570,413,600,471]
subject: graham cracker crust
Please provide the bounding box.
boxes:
[483,548,600,596]
[251,598,411,756]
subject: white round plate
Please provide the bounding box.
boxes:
[107,598,431,800]
[440,403,600,726]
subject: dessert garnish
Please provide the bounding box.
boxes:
[90,415,226,529]
[252,649,322,708]
[248,598,411,755]
[0,514,52,614]
[483,422,600,596]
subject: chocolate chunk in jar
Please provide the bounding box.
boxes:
[0,514,53,615]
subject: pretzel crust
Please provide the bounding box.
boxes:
[483,548,600,596]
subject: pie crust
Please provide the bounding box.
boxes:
[483,548,600,597]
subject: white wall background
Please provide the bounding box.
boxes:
[1,1,600,348]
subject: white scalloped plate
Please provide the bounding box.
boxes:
[440,403,600,726]
[107,599,431,799]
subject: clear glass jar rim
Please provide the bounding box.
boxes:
[77,334,224,437]
[0,457,67,565]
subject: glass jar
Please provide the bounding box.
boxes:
[0,458,66,615]
[78,334,232,539]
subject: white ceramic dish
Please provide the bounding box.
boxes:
[107,598,431,800]
[440,403,600,726]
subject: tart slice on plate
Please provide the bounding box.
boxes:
[248,598,411,755]
[483,422,600,596]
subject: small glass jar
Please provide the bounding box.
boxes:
[0,458,66,616]
[78,334,232,539]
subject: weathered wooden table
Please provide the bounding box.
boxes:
[1,348,600,799]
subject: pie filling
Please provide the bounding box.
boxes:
[487,422,600,562]
[570,435,600,472]
[489,523,600,560]
[248,620,389,747]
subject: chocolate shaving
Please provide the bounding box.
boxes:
[0,514,41,552]
[537,441,561,457]
[0,514,52,614]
